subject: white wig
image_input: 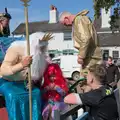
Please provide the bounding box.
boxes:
[10,32,48,56]
[10,32,50,80]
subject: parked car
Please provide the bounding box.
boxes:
[52,55,81,80]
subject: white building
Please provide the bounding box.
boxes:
[12,6,120,60]
[94,8,120,61]
[13,6,77,58]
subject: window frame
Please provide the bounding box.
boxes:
[64,32,72,41]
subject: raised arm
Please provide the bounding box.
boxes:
[0,47,23,76]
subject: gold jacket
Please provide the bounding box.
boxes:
[73,10,102,68]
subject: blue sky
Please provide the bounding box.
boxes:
[0,0,94,32]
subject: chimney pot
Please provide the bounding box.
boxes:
[49,5,59,23]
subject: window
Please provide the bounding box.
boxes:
[113,51,119,59]
[103,50,109,61]
[64,32,72,41]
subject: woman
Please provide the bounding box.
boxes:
[0,11,11,67]
[0,12,11,37]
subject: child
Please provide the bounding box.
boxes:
[41,63,72,120]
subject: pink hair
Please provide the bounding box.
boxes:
[43,63,68,93]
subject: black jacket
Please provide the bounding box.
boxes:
[80,86,118,120]
[106,64,120,84]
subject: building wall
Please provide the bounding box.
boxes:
[13,32,120,59]
[48,32,76,50]
[48,32,78,56]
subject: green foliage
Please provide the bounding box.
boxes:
[109,7,120,30]
[94,0,115,19]
[93,0,120,30]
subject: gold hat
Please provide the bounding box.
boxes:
[0,8,12,20]
[0,13,11,20]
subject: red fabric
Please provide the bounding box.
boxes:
[0,108,8,120]
[42,63,68,102]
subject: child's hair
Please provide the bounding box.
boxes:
[88,64,107,84]
[46,63,63,78]
[43,63,68,92]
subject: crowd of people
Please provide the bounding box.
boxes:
[0,8,120,120]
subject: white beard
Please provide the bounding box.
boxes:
[9,35,48,81]
[31,51,47,81]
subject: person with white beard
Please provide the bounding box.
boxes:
[0,32,53,120]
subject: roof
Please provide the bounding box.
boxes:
[13,17,112,35]
[12,21,72,35]
[98,33,120,47]
[93,17,120,32]
[12,19,120,47]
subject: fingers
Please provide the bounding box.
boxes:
[26,83,32,89]
[42,33,54,41]
[25,55,32,59]
[78,55,83,59]
[77,59,83,64]
[26,56,33,65]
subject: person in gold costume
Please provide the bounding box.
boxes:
[59,10,102,78]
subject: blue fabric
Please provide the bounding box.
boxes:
[0,78,42,120]
[0,36,25,63]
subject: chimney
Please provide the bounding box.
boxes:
[101,8,111,28]
[49,5,59,23]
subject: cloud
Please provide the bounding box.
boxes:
[7,8,23,14]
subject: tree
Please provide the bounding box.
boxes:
[94,0,120,30]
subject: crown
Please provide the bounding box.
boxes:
[40,33,54,41]
[0,8,12,19]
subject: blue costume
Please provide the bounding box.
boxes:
[0,37,42,120]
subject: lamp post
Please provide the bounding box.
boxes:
[20,0,32,120]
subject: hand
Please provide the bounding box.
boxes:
[77,55,84,65]
[26,82,33,89]
[21,56,32,68]
[49,83,55,90]
[54,85,59,90]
